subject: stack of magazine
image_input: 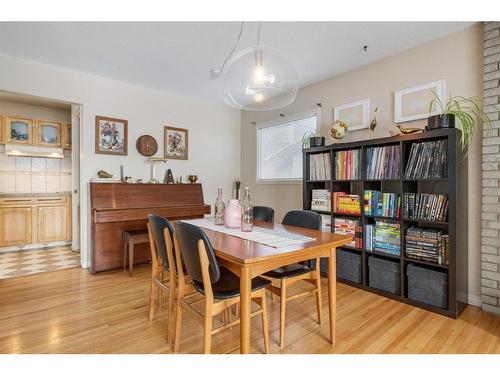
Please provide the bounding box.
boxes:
[309,153,331,180]
[366,145,400,179]
[404,139,448,179]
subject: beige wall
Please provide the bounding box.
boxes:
[241,24,483,304]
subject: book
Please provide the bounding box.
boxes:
[405,226,448,266]
[311,189,331,212]
[403,193,448,222]
[309,153,331,180]
[334,149,361,180]
[365,220,401,256]
[334,217,362,249]
[366,145,400,179]
[364,190,400,218]
[333,192,361,215]
[404,139,448,179]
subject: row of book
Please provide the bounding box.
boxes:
[334,149,361,180]
[404,139,448,179]
[402,193,448,222]
[334,218,363,249]
[309,153,331,180]
[320,214,332,232]
[364,190,401,218]
[405,227,449,266]
[365,220,401,256]
[311,189,331,212]
[332,192,362,215]
[366,145,400,180]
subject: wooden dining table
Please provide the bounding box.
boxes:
[197,220,352,354]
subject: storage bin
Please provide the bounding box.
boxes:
[368,255,401,295]
[407,263,448,309]
[337,248,362,283]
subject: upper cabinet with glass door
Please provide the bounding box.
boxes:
[36,120,62,147]
[62,123,71,149]
[5,116,34,145]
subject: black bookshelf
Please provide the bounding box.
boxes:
[302,128,468,318]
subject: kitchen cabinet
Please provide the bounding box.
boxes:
[37,205,69,242]
[0,207,32,246]
[4,116,34,145]
[62,123,71,149]
[36,120,62,147]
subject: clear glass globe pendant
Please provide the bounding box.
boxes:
[223,45,298,111]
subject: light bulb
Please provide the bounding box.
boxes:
[255,93,263,102]
[253,65,265,85]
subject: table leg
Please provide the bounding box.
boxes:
[327,247,337,345]
[240,266,251,354]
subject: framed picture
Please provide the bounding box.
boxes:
[334,99,370,131]
[164,126,188,160]
[394,80,446,123]
[95,116,128,155]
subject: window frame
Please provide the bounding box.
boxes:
[255,108,321,184]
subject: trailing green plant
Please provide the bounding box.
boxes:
[301,129,322,148]
[429,91,499,152]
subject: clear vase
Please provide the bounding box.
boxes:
[214,187,225,225]
[241,187,253,232]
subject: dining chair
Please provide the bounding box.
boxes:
[172,221,271,354]
[263,210,323,348]
[253,206,275,223]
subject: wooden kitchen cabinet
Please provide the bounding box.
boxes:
[4,116,34,145]
[62,123,71,149]
[0,195,71,248]
[36,120,62,148]
[0,207,33,246]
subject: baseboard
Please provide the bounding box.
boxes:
[458,291,481,307]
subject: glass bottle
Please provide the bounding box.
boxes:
[241,187,253,232]
[214,187,225,225]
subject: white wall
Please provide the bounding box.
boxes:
[241,24,483,305]
[0,53,241,268]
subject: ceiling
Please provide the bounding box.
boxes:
[0,22,474,104]
[0,90,72,110]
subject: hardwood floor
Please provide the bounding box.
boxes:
[0,265,499,354]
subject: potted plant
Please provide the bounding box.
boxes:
[428,92,498,151]
[302,130,325,148]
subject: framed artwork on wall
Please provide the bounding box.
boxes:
[95,116,128,156]
[334,99,370,131]
[394,79,446,123]
[164,125,188,160]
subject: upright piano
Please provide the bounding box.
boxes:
[90,182,211,273]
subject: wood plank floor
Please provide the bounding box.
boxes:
[0,265,499,354]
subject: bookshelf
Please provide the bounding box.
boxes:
[302,128,467,318]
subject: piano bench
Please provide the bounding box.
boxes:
[122,230,150,276]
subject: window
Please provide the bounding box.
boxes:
[257,111,319,182]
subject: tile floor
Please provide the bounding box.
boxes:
[0,246,80,279]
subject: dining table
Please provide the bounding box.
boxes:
[183,218,352,354]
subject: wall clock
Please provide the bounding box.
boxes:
[136,135,158,157]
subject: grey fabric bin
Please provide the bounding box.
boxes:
[368,255,401,295]
[407,263,448,309]
[337,249,362,283]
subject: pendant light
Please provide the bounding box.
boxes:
[213,22,298,111]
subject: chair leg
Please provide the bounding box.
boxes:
[271,280,276,302]
[157,285,162,311]
[148,281,157,321]
[260,291,270,354]
[315,258,323,326]
[279,279,287,349]
[128,242,134,276]
[122,237,127,272]
[173,287,184,353]
[167,283,176,343]
[203,303,213,354]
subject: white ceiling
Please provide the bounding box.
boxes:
[0,22,474,103]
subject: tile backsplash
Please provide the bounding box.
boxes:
[0,153,72,194]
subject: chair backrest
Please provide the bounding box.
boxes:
[282,210,322,230]
[147,214,175,268]
[253,206,275,223]
[174,221,221,284]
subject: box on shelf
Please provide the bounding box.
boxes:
[311,189,331,212]
[368,255,401,295]
[337,249,362,283]
[407,263,448,309]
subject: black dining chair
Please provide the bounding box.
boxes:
[147,214,178,343]
[172,221,270,354]
[263,210,323,348]
[253,206,275,223]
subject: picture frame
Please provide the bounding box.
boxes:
[334,99,370,131]
[95,115,128,156]
[164,125,188,160]
[394,79,446,123]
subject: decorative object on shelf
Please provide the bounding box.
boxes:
[334,98,370,131]
[148,157,167,184]
[234,178,241,200]
[136,135,158,157]
[388,129,400,137]
[211,22,298,111]
[302,130,325,148]
[124,176,132,183]
[394,80,445,123]
[136,179,144,183]
[97,170,114,178]
[329,120,348,141]
[188,175,198,183]
[241,187,254,232]
[95,116,128,156]
[369,107,378,139]
[396,124,424,135]
[427,91,499,152]
[175,176,183,184]
[164,126,188,160]
[164,169,174,184]
[224,199,242,228]
[214,187,225,225]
